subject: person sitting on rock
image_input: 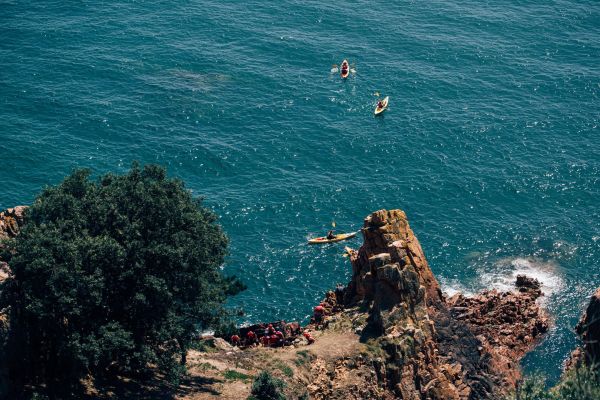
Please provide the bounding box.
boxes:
[327,230,335,240]
[230,334,241,347]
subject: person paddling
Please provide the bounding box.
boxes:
[377,100,384,109]
[341,62,348,73]
[327,230,335,240]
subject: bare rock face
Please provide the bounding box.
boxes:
[0,206,27,282]
[0,206,27,241]
[447,282,549,387]
[568,287,600,369]
[345,209,443,308]
[337,209,549,400]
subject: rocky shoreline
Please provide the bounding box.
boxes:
[1,206,599,399]
[323,209,549,399]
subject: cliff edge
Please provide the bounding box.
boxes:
[0,207,552,399]
[180,209,549,400]
[337,209,548,399]
[566,287,600,370]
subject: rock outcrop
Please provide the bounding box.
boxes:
[0,206,27,282]
[447,275,548,387]
[0,206,551,399]
[567,287,600,370]
[333,209,549,399]
[0,206,27,241]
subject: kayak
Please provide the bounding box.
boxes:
[340,59,350,79]
[374,96,389,115]
[308,232,357,244]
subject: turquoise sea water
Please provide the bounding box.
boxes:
[1,1,599,381]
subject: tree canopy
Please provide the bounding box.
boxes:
[0,164,244,398]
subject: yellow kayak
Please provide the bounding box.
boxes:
[374,96,389,115]
[308,232,357,244]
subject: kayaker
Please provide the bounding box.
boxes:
[377,100,384,109]
[327,230,335,240]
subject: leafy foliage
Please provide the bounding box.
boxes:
[0,164,244,397]
[512,374,552,400]
[249,371,286,400]
[508,364,600,400]
[553,364,600,400]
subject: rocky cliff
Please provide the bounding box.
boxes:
[0,206,26,241]
[0,207,552,399]
[333,209,549,399]
[567,287,600,370]
[0,206,27,281]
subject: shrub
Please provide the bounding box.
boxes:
[512,374,552,400]
[553,364,600,400]
[508,364,600,400]
[249,371,286,400]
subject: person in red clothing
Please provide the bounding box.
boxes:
[246,330,257,346]
[230,334,241,347]
[303,330,315,345]
[261,335,269,347]
[313,304,325,324]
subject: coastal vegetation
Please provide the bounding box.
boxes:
[248,371,286,400]
[509,365,600,400]
[0,164,244,398]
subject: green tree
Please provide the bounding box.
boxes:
[0,164,244,398]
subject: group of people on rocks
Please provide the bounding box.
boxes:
[229,321,303,348]
[228,285,347,349]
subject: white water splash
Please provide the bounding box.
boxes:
[480,257,564,298]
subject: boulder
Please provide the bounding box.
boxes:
[0,206,27,240]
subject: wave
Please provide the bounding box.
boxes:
[441,257,564,302]
[480,257,564,298]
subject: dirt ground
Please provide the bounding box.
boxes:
[179,329,362,400]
